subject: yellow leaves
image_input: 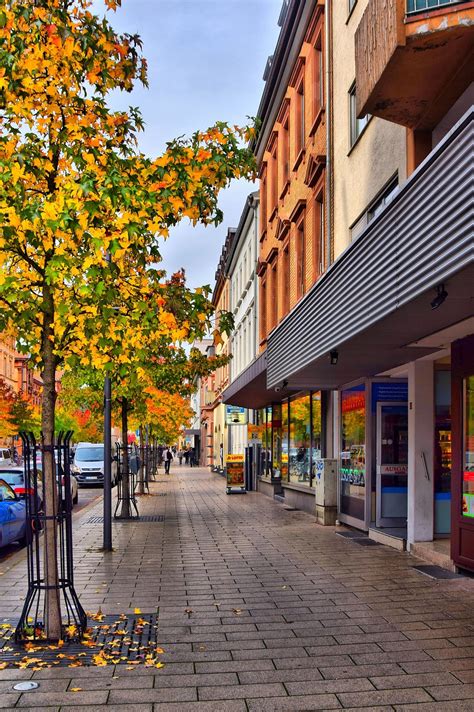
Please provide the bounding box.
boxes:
[105,0,122,10]
[133,608,142,614]
[10,162,24,184]
[92,652,108,667]
[70,688,82,692]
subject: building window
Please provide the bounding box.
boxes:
[296,218,305,299]
[270,261,278,330]
[367,176,398,221]
[280,116,290,193]
[350,175,398,241]
[313,33,323,117]
[349,83,369,146]
[260,277,267,341]
[295,79,305,158]
[270,144,278,216]
[282,246,290,316]
[348,0,357,14]
[260,169,267,233]
[313,192,324,280]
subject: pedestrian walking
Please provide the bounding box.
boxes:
[178,450,183,466]
[184,449,190,465]
[164,447,173,474]
[190,447,196,467]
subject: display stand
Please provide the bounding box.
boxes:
[225,454,247,495]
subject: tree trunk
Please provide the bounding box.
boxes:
[41,298,62,640]
[137,425,145,495]
[119,398,131,518]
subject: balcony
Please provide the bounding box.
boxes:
[355,0,474,130]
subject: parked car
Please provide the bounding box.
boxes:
[72,442,118,487]
[0,449,12,467]
[0,467,78,507]
[0,479,27,548]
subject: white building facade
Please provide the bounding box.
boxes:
[226,192,259,456]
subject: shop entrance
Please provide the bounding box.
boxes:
[376,402,408,528]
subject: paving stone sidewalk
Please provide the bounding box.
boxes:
[1,466,474,710]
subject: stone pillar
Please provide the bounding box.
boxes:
[407,360,434,546]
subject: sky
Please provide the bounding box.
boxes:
[101,0,282,289]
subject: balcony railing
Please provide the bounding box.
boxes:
[407,0,465,14]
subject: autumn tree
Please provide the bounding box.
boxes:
[0,0,255,639]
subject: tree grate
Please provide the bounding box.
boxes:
[86,515,164,524]
[0,613,163,668]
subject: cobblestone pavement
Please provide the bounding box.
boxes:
[2,466,474,710]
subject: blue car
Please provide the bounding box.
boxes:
[0,479,27,548]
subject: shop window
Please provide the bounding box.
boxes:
[282,400,289,482]
[462,376,474,518]
[311,392,322,486]
[340,384,366,522]
[349,82,370,147]
[289,394,311,484]
[435,368,452,535]
[272,403,284,480]
[296,218,305,299]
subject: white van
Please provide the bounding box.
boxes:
[71,442,118,486]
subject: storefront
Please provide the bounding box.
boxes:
[338,379,408,531]
[254,392,324,511]
[452,335,474,571]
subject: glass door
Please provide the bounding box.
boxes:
[376,402,408,527]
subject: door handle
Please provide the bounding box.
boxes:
[420,451,431,481]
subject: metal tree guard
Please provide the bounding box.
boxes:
[15,431,87,643]
[114,442,139,518]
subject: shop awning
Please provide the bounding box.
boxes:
[267,108,474,391]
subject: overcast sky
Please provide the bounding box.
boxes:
[103,0,281,289]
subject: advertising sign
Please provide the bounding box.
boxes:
[248,424,263,443]
[226,454,245,492]
[226,406,248,426]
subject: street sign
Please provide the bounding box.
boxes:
[226,454,246,494]
[225,405,248,426]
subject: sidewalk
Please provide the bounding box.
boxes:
[1,466,474,710]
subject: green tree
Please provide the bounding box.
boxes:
[0,0,254,638]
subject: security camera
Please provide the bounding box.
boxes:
[274,385,281,393]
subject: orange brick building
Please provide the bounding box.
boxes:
[257,1,326,346]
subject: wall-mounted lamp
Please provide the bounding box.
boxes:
[431,284,448,310]
[329,350,339,366]
[274,379,288,394]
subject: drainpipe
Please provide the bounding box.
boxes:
[325,0,332,269]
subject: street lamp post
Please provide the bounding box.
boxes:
[103,375,112,551]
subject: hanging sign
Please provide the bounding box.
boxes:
[226,454,245,493]
[226,406,248,425]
